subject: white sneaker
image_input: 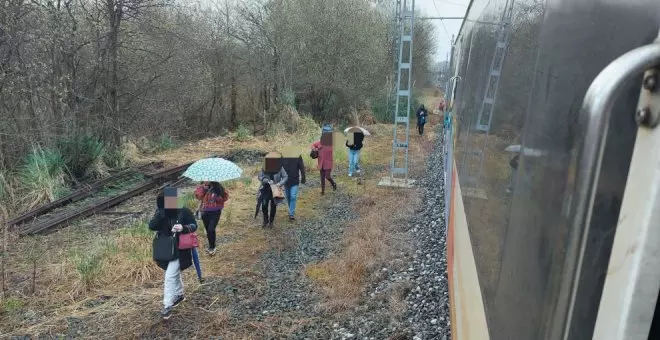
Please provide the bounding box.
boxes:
[348,173,353,177]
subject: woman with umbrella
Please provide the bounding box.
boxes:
[344,126,370,177]
[194,181,228,256]
[182,157,243,274]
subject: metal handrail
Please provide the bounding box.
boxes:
[555,39,660,340]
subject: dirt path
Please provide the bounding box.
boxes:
[135,189,357,339]
[1,93,447,339]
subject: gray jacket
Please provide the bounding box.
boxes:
[256,167,288,209]
[258,167,288,189]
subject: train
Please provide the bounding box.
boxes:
[443,0,660,339]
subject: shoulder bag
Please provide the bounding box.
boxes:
[153,232,178,262]
[270,184,285,199]
[177,210,199,250]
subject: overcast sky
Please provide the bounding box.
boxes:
[414,0,470,63]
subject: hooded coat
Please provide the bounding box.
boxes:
[255,162,289,218]
[416,106,428,125]
[149,195,198,271]
[311,140,333,170]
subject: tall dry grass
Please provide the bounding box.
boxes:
[305,187,418,312]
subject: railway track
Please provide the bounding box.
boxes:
[15,155,221,235]
[5,161,163,228]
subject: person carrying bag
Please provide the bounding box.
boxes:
[257,152,288,228]
[149,187,198,320]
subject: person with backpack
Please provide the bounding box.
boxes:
[416,104,428,135]
[345,131,364,177]
[311,124,337,195]
[149,187,198,320]
[257,152,288,228]
[281,152,306,221]
[194,181,229,256]
[506,154,520,194]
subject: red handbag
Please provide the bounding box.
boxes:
[178,231,199,250]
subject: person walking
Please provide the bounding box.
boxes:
[416,104,428,135]
[281,153,306,221]
[257,152,288,228]
[345,131,364,177]
[149,187,198,320]
[311,124,336,195]
[506,154,520,194]
[194,181,228,256]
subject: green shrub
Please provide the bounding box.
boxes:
[103,145,128,169]
[279,88,296,107]
[298,115,320,140]
[265,122,285,141]
[57,135,105,179]
[120,218,153,237]
[69,237,117,288]
[236,124,252,142]
[20,146,68,203]
[220,203,233,227]
[71,249,105,288]
[2,298,24,314]
[153,133,179,152]
[371,98,390,122]
[372,90,424,123]
[0,170,9,202]
[182,191,199,212]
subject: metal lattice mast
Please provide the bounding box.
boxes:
[463,0,514,190]
[390,0,415,182]
[387,0,402,120]
[475,0,514,132]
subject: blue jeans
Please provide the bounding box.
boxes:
[285,185,299,216]
[348,149,360,175]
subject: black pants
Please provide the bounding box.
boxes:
[201,210,221,249]
[320,169,336,194]
[262,198,276,224]
[418,123,425,135]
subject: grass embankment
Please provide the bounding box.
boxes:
[0,90,444,337]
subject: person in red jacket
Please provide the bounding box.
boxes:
[311,124,337,195]
[194,181,228,255]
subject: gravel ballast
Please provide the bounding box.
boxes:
[323,126,451,340]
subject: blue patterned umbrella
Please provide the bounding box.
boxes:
[182,157,243,182]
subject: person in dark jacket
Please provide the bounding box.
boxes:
[345,131,364,177]
[194,181,229,256]
[416,104,428,135]
[506,154,520,194]
[149,187,198,320]
[281,154,306,221]
[257,152,288,228]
